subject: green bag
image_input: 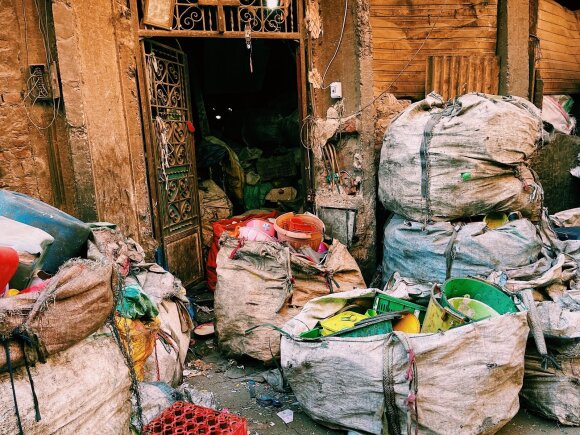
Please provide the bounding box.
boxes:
[116,283,159,320]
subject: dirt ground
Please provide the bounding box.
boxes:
[185,337,576,435]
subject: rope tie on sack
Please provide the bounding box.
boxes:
[229,239,245,259]
[519,289,561,370]
[420,112,443,223]
[276,247,295,313]
[323,270,340,294]
[2,326,44,435]
[444,225,460,280]
[383,335,401,435]
[397,333,419,435]
[383,333,419,435]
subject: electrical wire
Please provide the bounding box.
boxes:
[301,0,468,153]
[319,0,348,90]
[348,7,447,117]
[21,0,61,131]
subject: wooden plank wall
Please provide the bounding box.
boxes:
[536,0,580,95]
[370,0,498,99]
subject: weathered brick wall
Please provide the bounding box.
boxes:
[0,0,73,213]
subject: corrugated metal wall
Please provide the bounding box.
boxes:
[370,0,498,100]
[537,0,580,95]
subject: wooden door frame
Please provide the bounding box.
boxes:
[129,0,310,244]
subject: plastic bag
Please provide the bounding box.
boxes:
[115,315,160,381]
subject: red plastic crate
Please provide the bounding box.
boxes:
[143,401,247,435]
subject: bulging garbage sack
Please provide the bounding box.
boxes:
[382,215,542,285]
[0,260,114,372]
[520,343,580,426]
[378,93,543,222]
[281,289,529,435]
[520,298,580,426]
[215,236,365,362]
[0,334,132,434]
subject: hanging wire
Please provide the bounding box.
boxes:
[21,0,61,131]
[319,0,348,90]
[300,0,471,152]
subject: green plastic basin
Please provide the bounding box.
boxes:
[442,278,517,315]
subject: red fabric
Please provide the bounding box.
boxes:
[20,278,51,294]
[206,211,278,291]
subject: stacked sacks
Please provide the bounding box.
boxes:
[378,93,549,290]
[0,260,133,434]
[377,93,580,429]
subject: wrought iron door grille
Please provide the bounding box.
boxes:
[143,0,299,37]
[144,42,197,236]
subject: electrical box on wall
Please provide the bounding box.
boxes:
[27,62,60,101]
[330,81,342,99]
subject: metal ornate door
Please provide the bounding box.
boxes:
[142,40,203,287]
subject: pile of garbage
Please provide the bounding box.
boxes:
[0,189,217,433]
[273,93,580,434]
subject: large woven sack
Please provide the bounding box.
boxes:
[0,260,114,372]
[520,344,580,426]
[382,215,543,285]
[378,93,543,222]
[281,289,529,435]
[0,334,132,434]
[519,299,580,426]
[215,236,365,361]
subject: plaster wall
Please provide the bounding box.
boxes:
[52,0,154,250]
[307,0,377,278]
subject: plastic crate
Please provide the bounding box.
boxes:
[373,293,427,323]
[300,311,395,339]
[333,317,393,337]
[142,401,247,435]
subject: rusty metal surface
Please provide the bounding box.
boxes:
[141,0,300,38]
[143,40,203,287]
[425,55,500,100]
